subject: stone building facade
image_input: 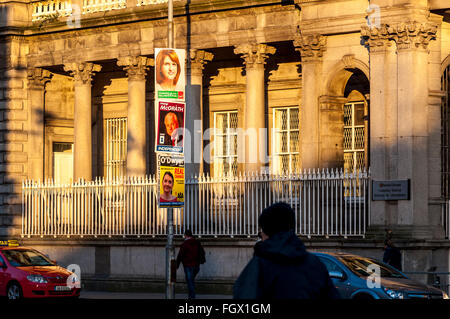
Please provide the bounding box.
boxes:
[1,0,450,293]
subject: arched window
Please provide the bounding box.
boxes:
[343,71,370,172]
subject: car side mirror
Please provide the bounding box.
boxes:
[329,270,345,281]
[0,262,6,269]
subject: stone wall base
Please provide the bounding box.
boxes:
[82,276,234,295]
[15,237,450,295]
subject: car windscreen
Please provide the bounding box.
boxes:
[2,249,54,267]
[338,256,406,279]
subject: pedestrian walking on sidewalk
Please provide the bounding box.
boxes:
[176,229,206,299]
[383,238,402,271]
[233,202,340,299]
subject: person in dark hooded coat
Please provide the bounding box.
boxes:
[383,239,402,271]
[233,202,340,299]
[176,229,205,299]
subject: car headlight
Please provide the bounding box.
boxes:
[383,288,405,299]
[443,292,449,300]
[27,274,48,284]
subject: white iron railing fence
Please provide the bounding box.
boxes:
[22,169,371,238]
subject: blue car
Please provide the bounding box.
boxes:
[313,252,449,299]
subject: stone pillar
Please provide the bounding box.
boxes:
[185,50,213,178]
[117,56,152,177]
[361,25,398,227]
[64,62,101,181]
[388,22,437,237]
[27,68,52,181]
[427,15,445,237]
[294,33,326,169]
[234,43,276,173]
[318,95,347,168]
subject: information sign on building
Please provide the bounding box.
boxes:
[372,180,410,201]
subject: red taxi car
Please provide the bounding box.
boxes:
[0,240,80,299]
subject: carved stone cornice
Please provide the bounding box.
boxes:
[234,44,276,69]
[361,24,392,53]
[387,22,437,50]
[27,68,52,89]
[117,56,154,81]
[293,32,326,62]
[189,50,214,77]
[63,62,102,85]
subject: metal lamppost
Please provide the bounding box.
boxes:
[165,0,176,300]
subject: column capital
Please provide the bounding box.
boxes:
[361,24,393,53]
[63,62,102,85]
[27,68,52,89]
[293,32,326,62]
[234,43,276,68]
[188,50,214,76]
[117,56,154,81]
[387,21,437,51]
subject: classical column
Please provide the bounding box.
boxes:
[117,56,153,177]
[234,43,276,173]
[388,22,437,236]
[318,95,347,168]
[361,25,397,227]
[64,62,101,181]
[185,50,213,178]
[294,33,326,169]
[427,15,446,238]
[27,68,52,181]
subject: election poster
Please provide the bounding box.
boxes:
[157,154,185,208]
[155,100,185,154]
[154,48,186,101]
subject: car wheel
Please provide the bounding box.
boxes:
[7,283,22,300]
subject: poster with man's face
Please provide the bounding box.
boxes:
[157,154,185,208]
[154,48,186,101]
[155,101,185,154]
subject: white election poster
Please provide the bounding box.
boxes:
[154,48,186,101]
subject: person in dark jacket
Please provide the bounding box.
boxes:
[383,239,402,271]
[233,202,340,299]
[176,229,205,299]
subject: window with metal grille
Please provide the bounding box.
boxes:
[344,102,365,172]
[213,111,238,177]
[105,118,127,179]
[272,107,300,174]
[442,63,450,199]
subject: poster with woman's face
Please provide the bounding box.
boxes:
[157,154,185,208]
[155,48,186,101]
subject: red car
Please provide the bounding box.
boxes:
[0,240,81,299]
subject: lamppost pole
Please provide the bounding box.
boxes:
[165,0,176,300]
[168,0,174,48]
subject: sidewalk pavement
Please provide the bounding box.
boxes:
[80,291,233,299]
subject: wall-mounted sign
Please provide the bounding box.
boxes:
[372,179,410,201]
[157,154,185,208]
